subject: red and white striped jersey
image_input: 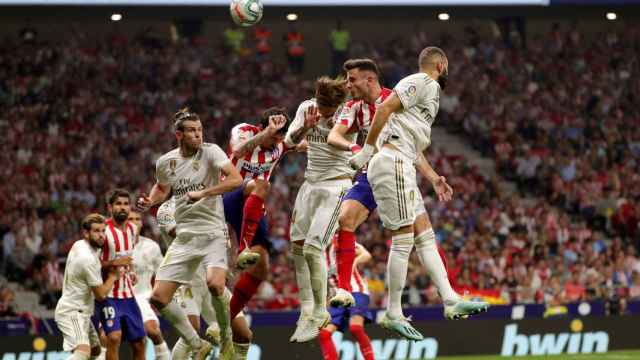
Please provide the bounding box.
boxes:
[102,218,137,299]
[337,87,393,143]
[228,123,289,181]
[326,237,369,295]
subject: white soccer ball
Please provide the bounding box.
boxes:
[230,0,263,27]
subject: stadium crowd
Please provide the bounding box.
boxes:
[1,22,639,320]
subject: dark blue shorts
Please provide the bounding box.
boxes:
[343,173,377,213]
[95,298,145,342]
[328,292,373,332]
[223,185,270,250]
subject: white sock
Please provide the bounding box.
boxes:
[201,291,218,325]
[67,352,90,360]
[171,337,191,360]
[415,229,460,303]
[211,288,232,340]
[292,242,314,317]
[387,233,414,319]
[159,301,202,349]
[233,342,251,360]
[154,341,171,360]
[303,244,328,317]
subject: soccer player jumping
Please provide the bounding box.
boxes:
[349,48,489,341]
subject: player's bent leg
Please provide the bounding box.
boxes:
[413,214,489,319]
[152,280,210,359]
[236,180,269,265]
[105,331,122,360]
[231,314,253,360]
[331,200,369,308]
[206,266,235,360]
[130,339,146,360]
[231,245,268,319]
[318,324,338,360]
[298,243,331,343]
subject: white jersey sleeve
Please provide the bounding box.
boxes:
[394,74,439,118]
[81,255,103,288]
[229,124,254,152]
[284,101,311,147]
[205,143,232,170]
[155,156,171,187]
[379,73,440,160]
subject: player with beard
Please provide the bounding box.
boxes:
[349,47,489,341]
[128,211,170,360]
[96,189,146,360]
[55,214,125,360]
[327,59,457,311]
[137,108,243,360]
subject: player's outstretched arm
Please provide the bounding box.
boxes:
[415,152,453,202]
[349,93,403,170]
[232,115,287,158]
[186,163,243,202]
[137,182,170,212]
[328,123,360,153]
[285,104,319,146]
[91,266,123,301]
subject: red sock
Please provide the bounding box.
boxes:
[438,245,448,271]
[349,324,374,360]
[318,329,338,360]
[336,230,356,291]
[239,194,264,252]
[230,273,262,319]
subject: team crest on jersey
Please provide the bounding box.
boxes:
[406,85,417,97]
[169,160,177,176]
[107,320,114,328]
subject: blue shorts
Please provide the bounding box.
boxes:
[95,298,145,342]
[223,185,270,250]
[328,292,373,332]
[342,173,377,213]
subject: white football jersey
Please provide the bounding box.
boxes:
[132,236,163,299]
[378,73,440,161]
[285,99,356,182]
[156,197,176,247]
[55,240,103,315]
[155,143,231,238]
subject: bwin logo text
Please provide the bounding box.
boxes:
[501,322,609,356]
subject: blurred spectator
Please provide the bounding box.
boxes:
[329,19,350,76]
[284,22,305,74]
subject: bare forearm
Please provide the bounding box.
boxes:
[328,126,353,151]
[288,126,310,145]
[416,152,440,183]
[233,128,275,157]
[365,108,391,146]
[149,183,169,207]
[94,275,117,301]
[201,174,243,198]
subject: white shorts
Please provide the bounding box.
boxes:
[54,311,100,351]
[290,178,352,250]
[368,147,424,230]
[156,231,228,285]
[135,295,158,323]
[174,284,207,317]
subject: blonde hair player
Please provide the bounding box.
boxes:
[284,76,354,343]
